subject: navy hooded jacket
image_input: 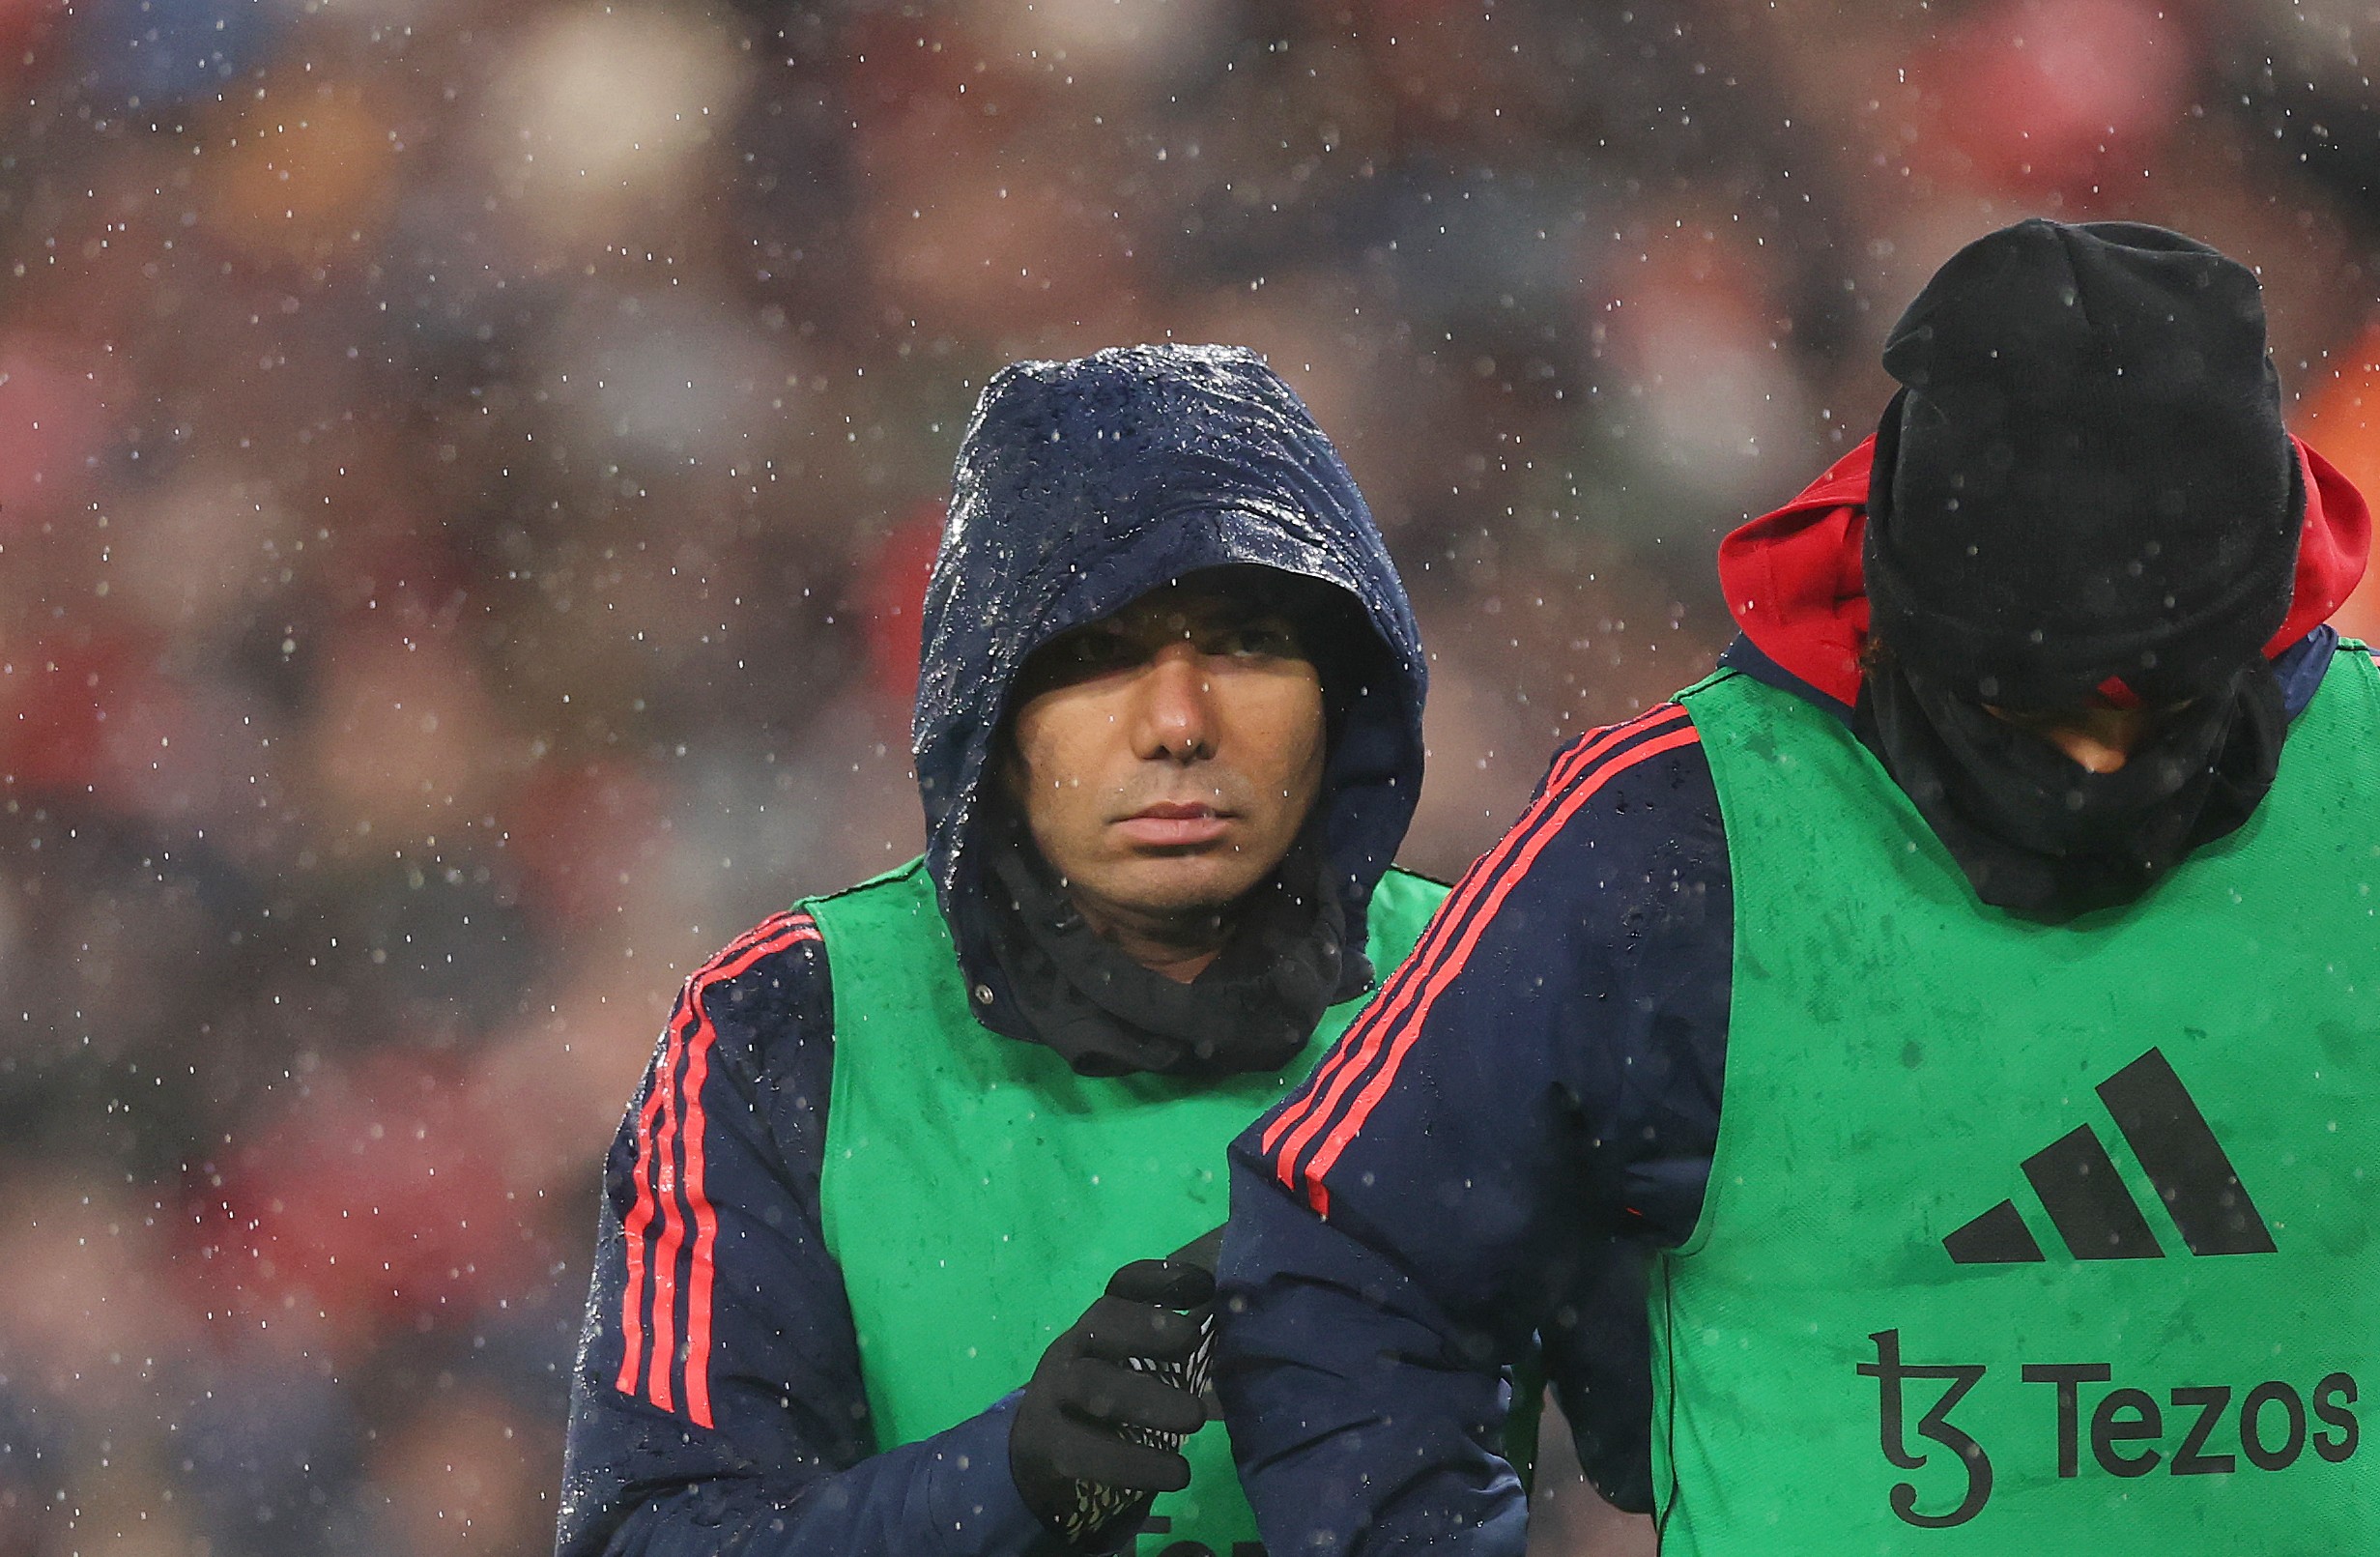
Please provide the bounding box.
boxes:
[555,346,1429,1557]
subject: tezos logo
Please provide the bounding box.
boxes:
[1858,1047,2359,1527]
[1860,1330,2359,1528]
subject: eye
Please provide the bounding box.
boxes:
[1217,620,1301,658]
[1042,628,1142,685]
[1051,628,1137,673]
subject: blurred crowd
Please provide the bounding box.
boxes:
[1,0,2376,1551]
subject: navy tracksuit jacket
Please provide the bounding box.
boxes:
[1214,623,2340,1551]
[556,344,1437,1557]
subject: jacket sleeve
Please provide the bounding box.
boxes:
[1215,703,1733,1554]
[557,910,1049,1557]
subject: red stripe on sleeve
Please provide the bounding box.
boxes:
[612,910,819,1420]
[645,1016,690,1413]
[1297,724,1703,1215]
[674,1013,721,1427]
[614,1040,675,1398]
[1265,707,1689,1184]
[1261,708,1681,1165]
[678,913,820,1427]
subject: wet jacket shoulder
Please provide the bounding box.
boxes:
[1219,705,1732,1539]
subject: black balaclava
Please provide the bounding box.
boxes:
[1853,219,2303,916]
[984,569,1383,1079]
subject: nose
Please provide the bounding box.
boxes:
[1987,703,2156,774]
[2041,706,2157,774]
[2043,724,2132,774]
[1132,640,1216,764]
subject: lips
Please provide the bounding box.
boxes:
[1113,801,1234,849]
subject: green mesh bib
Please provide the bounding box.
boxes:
[812,860,1447,1555]
[1653,647,2380,1555]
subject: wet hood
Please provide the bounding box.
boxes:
[1716,435,2371,706]
[912,344,1426,1010]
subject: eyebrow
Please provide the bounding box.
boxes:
[1102,595,1276,631]
[1173,596,1288,624]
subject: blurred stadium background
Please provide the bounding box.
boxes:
[2,0,2378,1551]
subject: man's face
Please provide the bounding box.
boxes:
[1984,702,2172,773]
[1004,579,1328,942]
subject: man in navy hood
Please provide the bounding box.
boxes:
[557,344,1443,1557]
[920,344,1429,1076]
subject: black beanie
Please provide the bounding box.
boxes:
[1864,219,2302,707]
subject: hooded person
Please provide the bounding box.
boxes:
[1216,218,2380,1556]
[556,344,1446,1557]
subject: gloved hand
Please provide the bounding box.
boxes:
[1009,1258,1216,1547]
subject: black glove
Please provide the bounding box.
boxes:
[1010,1258,1216,1547]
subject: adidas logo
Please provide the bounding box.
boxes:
[1945,1048,2274,1264]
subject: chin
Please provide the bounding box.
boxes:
[1105,857,1269,918]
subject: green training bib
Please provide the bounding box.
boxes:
[1654,647,2380,1555]
[813,859,1447,1556]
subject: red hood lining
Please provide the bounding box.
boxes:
[1715,435,2372,708]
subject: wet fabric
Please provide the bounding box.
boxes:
[808,860,1448,1556]
[1217,643,2380,1557]
[1215,425,2372,1548]
[1713,434,2369,710]
[1714,427,2367,909]
[1854,656,2286,915]
[1864,220,2299,709]
[559,345,1438,1557]
[916,344,1426,1063]
[982,813,1356,1078]
[1653,652,2380,1554]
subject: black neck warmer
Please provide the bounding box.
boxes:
[1855,657,2285,918]
[980,813,1370,1079]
